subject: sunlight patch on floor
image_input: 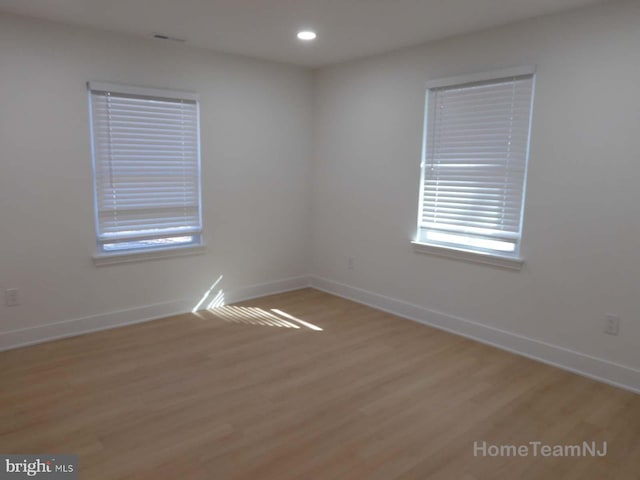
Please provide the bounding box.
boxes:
[196,305,323,331]
[271,308,323,331]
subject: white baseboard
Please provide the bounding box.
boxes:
[4,273,638,395]
[311,276,640,394]
[0,275,311,352]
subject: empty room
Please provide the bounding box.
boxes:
[1,0,639,478]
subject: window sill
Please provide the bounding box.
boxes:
[92,243,207,266]
[411,241,523,271]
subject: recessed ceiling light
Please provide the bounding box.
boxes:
[297,31,317,41]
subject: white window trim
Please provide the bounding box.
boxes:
[92,242,206,267]
[424,65,536,90]
[411,241,523,270]
[87,81,199,102]
[88,81,203,264]
[413,65,535,270]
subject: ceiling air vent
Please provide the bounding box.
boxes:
[152,33,186,43]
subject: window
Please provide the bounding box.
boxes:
[414,66,535,267]
[88,82,202,258]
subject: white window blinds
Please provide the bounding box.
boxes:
[418,69,535,256]
[88,82,202,253]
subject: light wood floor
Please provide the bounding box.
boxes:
[1,288,639,479]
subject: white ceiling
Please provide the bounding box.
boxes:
[0,0,607,67]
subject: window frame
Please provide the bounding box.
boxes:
[87,81,205,265]
[413,66,536,270]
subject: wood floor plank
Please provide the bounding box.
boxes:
[1,288,638,479]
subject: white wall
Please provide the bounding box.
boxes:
[0,13,313,345]
[1,1,639,389]
[312,0,640,374]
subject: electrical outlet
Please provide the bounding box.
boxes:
[347,257,355,270]
[604,314,620,336]
[4,288,19,307]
